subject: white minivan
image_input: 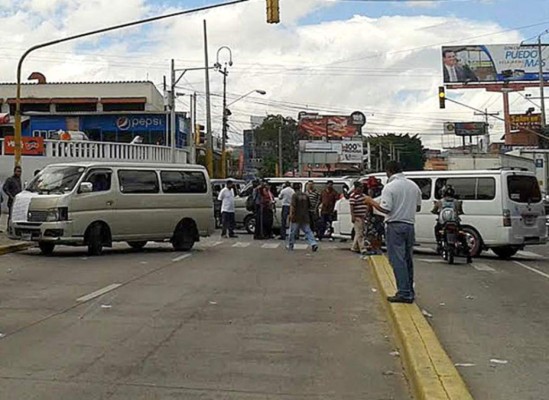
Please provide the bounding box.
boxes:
[332,169,547,259]
[9,162,215,256]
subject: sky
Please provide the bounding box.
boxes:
[0,0,548,148]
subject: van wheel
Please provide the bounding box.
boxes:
[244,215,255,235]
[38,242,55,256]
[172,227,195,251]
[462,227,482,258]
[87,223,104,256]
[127,241,147,250]
[492,246,519,260]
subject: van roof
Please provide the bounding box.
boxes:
[43,161,208,171]
[363,169,535,178]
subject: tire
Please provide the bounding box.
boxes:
[38,242,55,256]
[87,223,104,256]
[462,227,482,258]
[172,227,195,251]
[492,246,519,260]
[127,241,147,250]
[244,215,256,235]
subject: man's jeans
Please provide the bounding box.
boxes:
[221,212,236,237]
[288,223,317,249]
[318,213,333,240]
[386,222,415,300]
[280,205,290,239]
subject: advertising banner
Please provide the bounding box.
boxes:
[442,44,548,83]
[298,113,358,138]
[299,140,363,164]
[3,136,44,156]
[510,113,542,130]
[340,141,363,163]
[444,122,488,136]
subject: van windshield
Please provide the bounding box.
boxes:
[507,175,541,203]
[27,166,85,194]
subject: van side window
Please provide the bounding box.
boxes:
[84,169,112,192]
[410,178,431,200]
[435,177,495,200]
[161,171,208,194]
[118,170,159,194]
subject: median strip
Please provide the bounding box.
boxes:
[367,255,474,400]
[0,242,30,256]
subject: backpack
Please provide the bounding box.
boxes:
[438,198,458,224]
[245,190,256,212]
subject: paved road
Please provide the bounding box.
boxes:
[412,244,549,400]
[0,236,411,399]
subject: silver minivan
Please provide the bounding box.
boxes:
[9,162,215,255]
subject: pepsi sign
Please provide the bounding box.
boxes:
[116,116,164,131]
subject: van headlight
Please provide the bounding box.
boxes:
[40,207,69,222]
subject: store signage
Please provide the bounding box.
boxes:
[3,136,44,156]
[116,116,164,131]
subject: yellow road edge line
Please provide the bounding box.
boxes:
[367,255,474,400]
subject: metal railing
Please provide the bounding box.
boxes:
[0,138,188,164]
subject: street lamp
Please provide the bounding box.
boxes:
[215,46,233,178]
[227,89,267,107]
[11,0,249,167]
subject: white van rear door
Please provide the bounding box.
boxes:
[505,174,546,241]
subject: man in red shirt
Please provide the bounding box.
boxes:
[318,180,339,240]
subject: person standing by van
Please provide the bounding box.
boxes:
[365,161,422,304]
[349,181,368,254]
[218,179,237,238]
[318,180,339,240]
[306,181,320,234]
[278,181,294,240]
[288,182,318,252]
[3,166,22,231]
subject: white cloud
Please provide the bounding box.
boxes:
[0,0,534,148]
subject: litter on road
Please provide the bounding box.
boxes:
[421,309,433,318]
[455,363,476,367]
[490,359,509,365]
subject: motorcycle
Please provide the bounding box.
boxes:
[437,221,472,265]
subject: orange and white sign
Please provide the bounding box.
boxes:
[3,136,45,156]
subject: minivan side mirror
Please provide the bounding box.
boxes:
[79,182,93,193]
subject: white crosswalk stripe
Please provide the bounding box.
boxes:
[472,263,496,272]
[232,242,251,248]
[261,243,281,249]
[294,244,308,250]
[516,250,544,259]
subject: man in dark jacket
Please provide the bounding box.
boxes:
[3,166,22,230]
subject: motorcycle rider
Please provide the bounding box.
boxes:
[431,186,471,261]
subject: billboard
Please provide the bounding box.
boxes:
[444,122,488,136]
[510,113,542,131]
[442,44,548,83]
[299,140,363,164]
[298,113,359,138]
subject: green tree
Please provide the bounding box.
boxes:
[255,115,299,177]
[365,133,425,172]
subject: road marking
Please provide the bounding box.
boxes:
[172,254,191,262]
[262,243,280,249]
[232,242,251,248]
[513,261,549,280]
[417,258,443,264]
[472,263,496,273]
[77,284,122,302]
[208,241,224,247]
[294,244,308,250]
[516,250,544,259]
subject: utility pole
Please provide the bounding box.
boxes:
[378,144,383,172]
[221,64,228,178]
[474,108,499,153]
[163,75,168,147]
[539,34,547,128]
[170,59,177,163]
[366,140,372,171]
[278,122,283,177]
[204,20,213,177]
[189,92,196,164]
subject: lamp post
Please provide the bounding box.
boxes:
[12,0,249,167]
[215,46,233,178]
[227,89,267,107]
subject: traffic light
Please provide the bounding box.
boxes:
[266,0,280,24]
[195,124,205,145]
[438,86,446,109]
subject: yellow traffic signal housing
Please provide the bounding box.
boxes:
[195,124,205,145]
[266,0,280,24]
[438,86,446,109]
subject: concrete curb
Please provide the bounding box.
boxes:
[367,255,474,400]
[0,242,30,256]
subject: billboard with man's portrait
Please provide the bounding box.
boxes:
[442,44,548,83]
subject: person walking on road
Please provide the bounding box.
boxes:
[278,181,294,240]
[218,180,237,238]
[365,161,422,304]
[318,180,339,240]
[3,166,22,232]
[349,181,368,254]
[306,181,320,234]
[287,182,318,252]
[252,180,264,240]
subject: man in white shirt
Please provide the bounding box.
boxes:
[365,161,422,304]
[218,180,237,238]
[278,181,295,240]
[442,50,478,83]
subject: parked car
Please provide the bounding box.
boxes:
[332,169,547,259]
[9,162,214,255]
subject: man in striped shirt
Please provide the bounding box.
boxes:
[349,181,368,254]
[306,181,320,232]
